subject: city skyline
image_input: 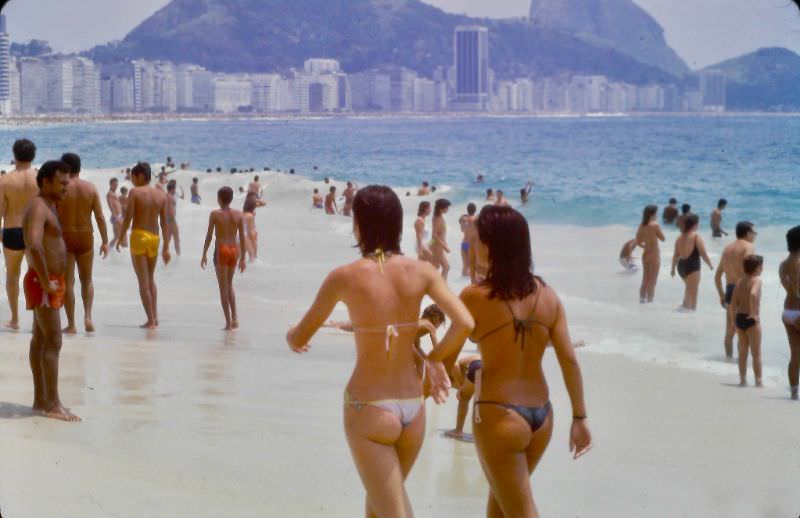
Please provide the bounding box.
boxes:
[2,0,799,69]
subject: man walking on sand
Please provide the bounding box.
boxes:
[107,178,123,249]
[0,139,39,330]
[118,162,171,329]
[715,221,756,358]
[23,160,80,421]
[57,153,109,334]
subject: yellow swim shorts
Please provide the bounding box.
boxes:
[130,229,160,259]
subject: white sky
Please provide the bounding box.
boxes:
[4,0,799,69]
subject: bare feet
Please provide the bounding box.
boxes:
[232,321,239,330]
[444,430,465,439]
[84,319,95,333]
[755,379,763,388]
[5,320,19,330]
[739,380,747,387]
[63,325,78,335]
[43,404,81,422]
[140,321,157,330]
[223,324,233,331]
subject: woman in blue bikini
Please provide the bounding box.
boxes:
[287,185,474,517]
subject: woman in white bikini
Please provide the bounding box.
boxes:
[415,201,432,262]
[780,225,800,400]
[287,186,474,517]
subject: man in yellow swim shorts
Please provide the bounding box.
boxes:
[117,162,171,329]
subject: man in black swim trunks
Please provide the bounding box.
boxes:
[715,222,756,358]
[0,139,39,329]
[711,199,728,238]
[731,255,763,387]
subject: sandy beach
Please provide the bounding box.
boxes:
[1,168,798,517]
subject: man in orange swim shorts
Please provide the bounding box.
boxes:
[22,160,80,422]
[201,187,247,331]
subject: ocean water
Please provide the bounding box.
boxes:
[1,115,798,227]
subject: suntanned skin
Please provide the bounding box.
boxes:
[248,178,263,199]
[107,180,122,248]
[494,193,509,207]
[662,203,678,225]
[58,172,109,334]
[431,208,451,280]
[732,267,763,386]
[201,199,247,330]
[312,191,323,209]
[415,209,432,263]
[190,181,200,204]
[167,187,181,256]
[635,217,665,303]
[23,169,80,422]
[118,189,130,247]
[443,353,481,441]
[779,253,800,399]
[325,189,338,215]
[117,173,171,329]
[0,161,38,329]
[431,273,590,518]
[342,183,357,217]
[459,213,476,277]
[671,226,714,311]
[243,210,258,262]
[417,184,431,196]
[715,232,756,357]
[711,208,727,238]
[288,244,473,518]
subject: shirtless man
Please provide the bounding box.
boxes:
[0,139,39,329]
[711,199,728,238]
[190,177,201,205]
[248,175,263,199]
[732,255,763,387]
[780,226,800,400]
[341,182,357,217]
[201,187,247,331]
[676,203,692,232]
[715,221,756,358]
[417,181,431,196]
[312,188,323,209]
[494,190,509,207]
[520,182,533,205]
[459,203,477,277]
[117,162,171,329]
[662,198,679,225]
[57,153,109,334]
[119,186,130,248]
[324,186,338,215]
[166,179,181,256]
[156,170,168,191]
[107,178,123,248]
[22,160,79,421]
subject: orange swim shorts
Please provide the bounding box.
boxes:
[215,243,240,269]
[24,270,66,310]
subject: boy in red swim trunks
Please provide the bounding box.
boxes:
[22,160,80,422]
[201,187,247,330]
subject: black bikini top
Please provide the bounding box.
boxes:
[475,280,549,350]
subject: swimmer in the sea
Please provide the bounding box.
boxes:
[662,198,678,225]
[732,255,763,387]
[711,198,728,238]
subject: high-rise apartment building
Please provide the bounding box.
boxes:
[699,70,726,112]
[176,64,205,111]
[251,74,282,112]
[0,15,11,114]
[453,26,489,111]
[72,57,101,113]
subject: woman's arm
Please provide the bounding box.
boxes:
[656,224,665,242]
[287,269,344,353]
[671,240,680,277]
[697,236,714,269]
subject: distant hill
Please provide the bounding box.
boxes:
[530,0,689,77]
[705,47,800,111]
[86,0,684,85]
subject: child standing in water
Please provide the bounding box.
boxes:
[201,187,247,331]
[732,255,764,387]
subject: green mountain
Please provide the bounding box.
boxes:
[87,0,685,85]
[705,47,800,111]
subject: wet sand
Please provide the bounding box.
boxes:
[1,169,798,516]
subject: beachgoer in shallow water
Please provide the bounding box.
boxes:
[711,199,728,238]
[415,201,432,262]
[486,188,495,202]
[459,203,477,277]
[431,205,591,517]
[287,185,474,518]
[201,187,247,331]
[619,239,639,273]
[443,353,482,442]
[0,139,39,330]
[662,198,679,225]
[23,161,80,422]
[242,193,259,262]
[342,182,357,217]
[431,199,452,280]
[418,181,431,196]
[671,214,714,311]
[715,221,757,358]
[635,205,665,303]
[57,153,109,334]
[166,180,181,256]
[732,255,763,387]
[495,190,509,207]
[520,182,533,205]
[190,177,201,205]
[312,188,323,209]
[248,175,263,199]
[108,178,123,249]
[325,186,338,215]
[779,226,800,400]
[677,203,692,232]
[117,162,171,329]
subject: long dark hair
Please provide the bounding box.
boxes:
[353,185,402,257]
[477,205,538,300]
[641,205,658,226]
[434,198,451,218]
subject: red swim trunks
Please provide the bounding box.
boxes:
[215,243,240,268]
[24,270,66,310]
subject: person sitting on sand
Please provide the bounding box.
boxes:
[325,186,338,215]
[459,203,477,277]
[415,201,433,262]
[711,199,728,238]
[715,221,757,358]
[166,179,181,256]
[312,188,323,209]
[418,181,431,196]
[662,198,679,225]
[429,205,591,517]
[520,182,534,205]
[117,162,171,329]
[671,214,714,311]
[431,199,452,280]
[287,185,474,518]
[190,177,201,205]
[635,205,665,303]
[619,239,639,273]
[342,182,357,217]
[732,255,763,387]
[201,187,247,331]
[780,226,800,400]
[443,353,482,442]
[56,152,109,334]
[242,193,259,262]
[23,160,80,422]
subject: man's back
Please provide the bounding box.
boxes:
[131,186,166,234]
[722,240,754,284]
[213,209,242,243]
[1,168,38,228]
[58,179,97,231]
